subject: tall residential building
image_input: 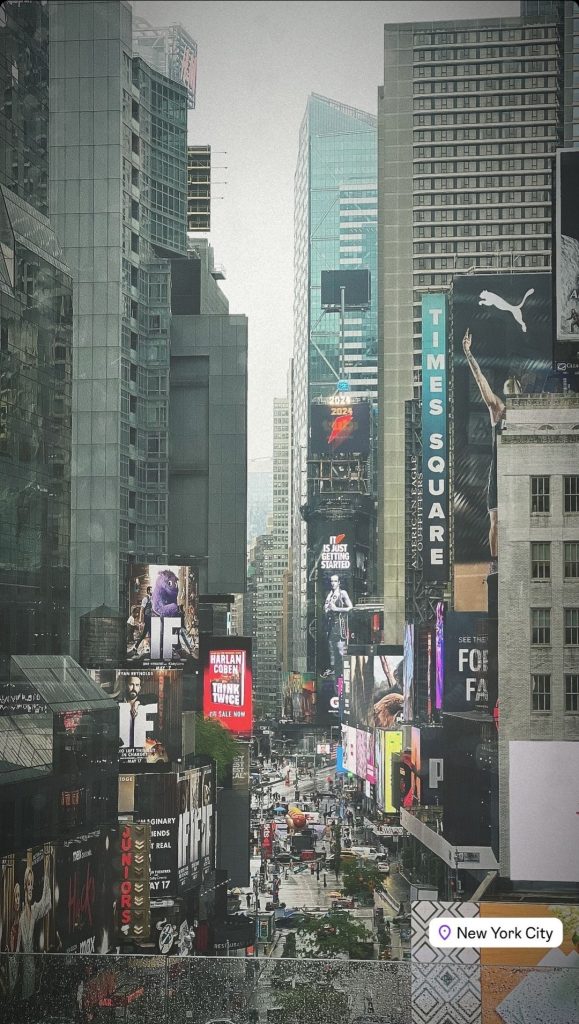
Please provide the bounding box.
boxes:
[49,0,188,650]
[132,15,197,109]
[291,94,377,672]
[378,8,568,642]
[497,394,579,888]
[0,1,72,676]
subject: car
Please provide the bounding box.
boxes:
[339,850,357,861]
[331,897,355,909]
[274,908,303,928]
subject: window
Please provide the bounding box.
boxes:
[564,608,579,645]
[531,541,550,579]
[565,674,579,713]
[531,674,551,712]
[531,475,550,513]
[564,542,579,578]
[531,608,551,645]
[564,476,579,512]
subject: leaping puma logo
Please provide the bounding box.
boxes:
[478,288,534,333]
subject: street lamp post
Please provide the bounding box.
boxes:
[253,873,259,957]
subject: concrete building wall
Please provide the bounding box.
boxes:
[169,314,247,595]
[497,395,579,877]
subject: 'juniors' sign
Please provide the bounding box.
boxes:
[421,294,449,582]
[201,637,253,736]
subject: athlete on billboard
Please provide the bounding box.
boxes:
[323,574,353,679]
[463,329,521,564]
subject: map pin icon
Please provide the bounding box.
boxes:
[438,924,451,941]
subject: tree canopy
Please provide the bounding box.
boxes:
[341,859,384,901]
[194,714,240,784]
[297,911,373,960]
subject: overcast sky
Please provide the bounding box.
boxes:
[133,0,519,468]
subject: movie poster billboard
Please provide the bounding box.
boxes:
[310,399,371,457]
[201,637,253,736]
[91,668,183,768]
[177,764,215,891]
[421,294,449,581]
[452,274,552,601]
[443,611,490,714]
[555,148,579,388]
[126,563,198,666]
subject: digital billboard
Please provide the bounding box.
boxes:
[421,294,449,581]
[355,728,368,781]
[200,636,253,735]
[320,268,371,310]
[342,725,356,775]
[282,672,315,724]
[118,822,150,942]
[91,668,183,768]
[403,623,414,723]
[310,400,371,457]
[375,730,403,814]
[442,611,491,714]
[418,725,444,805]
[509,741,579,884]
[126,563,198,666]
[452,274,552,600]
[346,648,404,730]
[435,602,444,711]
[555,148,579,388]
[392,727,421,811]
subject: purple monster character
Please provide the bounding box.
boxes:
[151,569,181,617]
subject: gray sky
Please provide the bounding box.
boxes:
[133,1,519,467]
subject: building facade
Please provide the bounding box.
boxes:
[132,15,197,110]
[497,394,579,885]
[291,94,377,673]
[48,1,190,650]
[378,8,566,642]
[187,145,211,233]
[0,1,72,677]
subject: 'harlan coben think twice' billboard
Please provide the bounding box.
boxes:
[201,636,253,736]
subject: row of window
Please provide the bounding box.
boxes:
[414,91,553,107]
[414,142,554,158]
[414,76,553,93]
[415,126,556,142]
[531,542,579,580]
[414,28,548,45]
[531,476,579,514]
[414,110,553,125]
[531,608,579,646]
[414,160,550,173]
[532,675,579,713]
[416,62,557,78]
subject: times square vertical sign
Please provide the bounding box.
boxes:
[421,294,449,582]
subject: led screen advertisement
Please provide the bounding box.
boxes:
[342,725,356,774]
[320,268,371,310]
[435,602,444,711]
[392,727,421,811]
[418,726,444,806]
[355,728,368,781]
[372,648,404,729]
[509,741,579,884]
[126,563,199,667]
[452,274,552,588]
[443,611,492,714]
[314,520,356,724]
[403,623,414,723]
[555,148,579,388]
[421,294,449,581]
[310,400,371,457]
[201,636,253,736]
[91,668,183,769]
[282,672,315,724]
[375,730,403,814]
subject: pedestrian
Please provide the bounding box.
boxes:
[316,862,320,880]
[323,873,327,888]
[246,893,251,909]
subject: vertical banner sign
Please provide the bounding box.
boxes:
[119,822,150,941]
[555,149,579,389]
[421,294,448,581]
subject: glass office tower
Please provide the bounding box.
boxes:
[291,94,377,672]
[0,2,72,677]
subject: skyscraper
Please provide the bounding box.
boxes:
[0,1,73,676]
[49,0,189,650]
[378,8,565,642]
[291,94,377,673]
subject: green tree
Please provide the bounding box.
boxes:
[193,715,240,784]
[297,911,373,960]
[282,931,297,958]
[341,859,384,902]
